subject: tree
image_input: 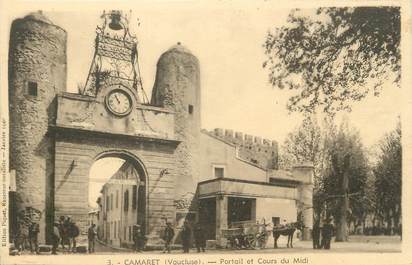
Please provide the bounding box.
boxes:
[322,120,369,241]
[279,115,329,223]
[280,117,374,239]
[263,7,400,114]
[374,121,401,234]
[280,115,322,169]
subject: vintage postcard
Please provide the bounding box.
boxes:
[0,1,411,265]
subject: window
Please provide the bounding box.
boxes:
[132,185,137,210]
[188,105,194,114]
[214,166,225,178]
[106,196,110,212]
[114,221,117,239]
[110,193,113,210]
[116,190,119,209]
[124,227,126,240]
[28,81,38,96]
[110,222,112,239]
[124,190,129,211]
[128,226,132,241]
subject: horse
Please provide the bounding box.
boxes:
[272,222,303,248]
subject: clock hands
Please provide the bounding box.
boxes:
[107,90,131,115]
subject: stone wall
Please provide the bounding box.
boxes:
[199,132,268,182]
[53,129,178,244]
[56,92,176,140]
[208,128,278,170]
[8,12,67,243]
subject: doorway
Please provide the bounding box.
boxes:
[88,152,146,248]
[198,198,216,240]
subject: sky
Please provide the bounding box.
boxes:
[4,5,401,147]
[2,3,403,208]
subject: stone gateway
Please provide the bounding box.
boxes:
[8,11,313,248]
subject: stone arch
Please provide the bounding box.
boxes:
[90,149,149,234]
[92,149,148,182]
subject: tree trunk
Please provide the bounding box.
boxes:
[335,155,349,242]
[386,214,392,235]
[393,207,400,235]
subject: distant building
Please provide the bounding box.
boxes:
[98,162,144,248]
[87,209,99,227]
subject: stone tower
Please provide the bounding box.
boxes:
[8,11,67,243]
[151,43,201,210]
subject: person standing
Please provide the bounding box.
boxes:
[137,227,147,252]
[181,221,192,253]
[28,221,40,254]
[133,225,146,252]
[321,218,334,250]
[69,220,80,253]
[162,222,175,253]
[58,216,67,251]
[14,220,24,253]
[88,224,97,253]
[257,221,269,249]
[133,225,139,252]
[193,223,206,252]
[63,216,72,251]
[52,222,61,255]
[312,220,321,249]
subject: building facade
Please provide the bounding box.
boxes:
[8,11,313,247]
[98,162,144,248]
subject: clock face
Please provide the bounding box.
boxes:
[106,90,132,116]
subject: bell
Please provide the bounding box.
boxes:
[108,11,123,31]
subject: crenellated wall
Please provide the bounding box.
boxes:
[209,128,279,170]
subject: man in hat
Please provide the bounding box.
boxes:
[312,220,321,249]
[68,220,80,253]
[193,223,206,253]
[52,222,61,255]
[321,217,334,249]
[162,222,175,253]
[88,224,97,253]
[58,216,67,250]
[181,220,192,253]
[28,221,40,254]
[133,225,146,252]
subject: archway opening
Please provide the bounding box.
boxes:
[88,153,146,249]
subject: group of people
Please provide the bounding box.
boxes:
[52,216,80,254]
[162,221,206,253]
[312,218,334,250]
[14,217,337,254]
[13,220,41,254]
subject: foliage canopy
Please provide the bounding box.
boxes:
[263,7,400,114]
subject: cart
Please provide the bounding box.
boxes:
[221,221,269,249]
